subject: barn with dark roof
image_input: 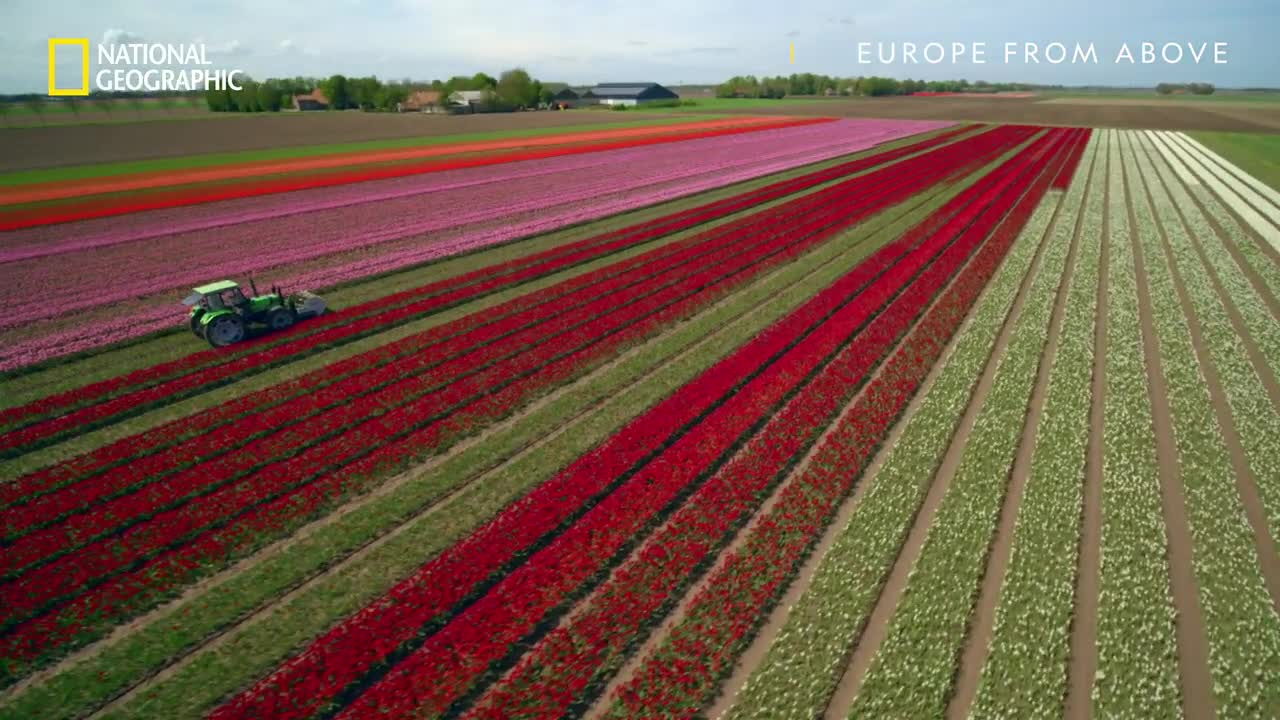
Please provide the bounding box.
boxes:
[582,82,679,107]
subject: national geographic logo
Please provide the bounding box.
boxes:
[48,38,90,96]
[46,38,244,96]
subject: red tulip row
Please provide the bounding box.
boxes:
[0,123,980,575]
[0,118,833,232]
[458,128,1073,720]
[0,127,1018,677]
[1052,130,1090,190]
[207,125,1039,720]
[604,128,1085,719]
[0,125,978,460]
[342,129,1069,720]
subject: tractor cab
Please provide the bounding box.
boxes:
[183,279,327,348]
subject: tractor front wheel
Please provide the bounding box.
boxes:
[266,308,295,332]
[204,315,246,348]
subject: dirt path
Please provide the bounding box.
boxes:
[819,193,1061,720]
[81,193,901,720]
[1063,141,1110,720]
[1140,144,1280,613]
[1123,135,1217,720]
[945,160,1089,719]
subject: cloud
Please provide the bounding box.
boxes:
[686,47,737,55]
[626,39,648,46]
[101,28,143,45]
[785,30,801,38]
[205,39,250,56]
[279,38,296,51]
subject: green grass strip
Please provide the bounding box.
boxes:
[1126,130,1280,719]
[1187,131,1280,193]
[0,170,964,720]
[723,172,1055,720]
[848,147,1076,720]
[0,116,707,187]
[1094,128,1181,719]
[969,133,1102,719]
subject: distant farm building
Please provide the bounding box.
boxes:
[292,88,329,111]
[550,88,579,109]
[447,90,489,113]
[582,82,679,107]
[397,90,444,113]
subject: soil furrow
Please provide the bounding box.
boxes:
[818,175,1060,720]
[945,153,1088,720]
[1122,131,1217,720]
[1063,132,1109,720]
[1138,135,1280,613]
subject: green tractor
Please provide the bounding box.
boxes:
[183,279,327,348]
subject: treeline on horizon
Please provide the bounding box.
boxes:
[203,68,559,112]
[717,74,1227,97]
[1155,82,1216,95]
[716,74,1040,98]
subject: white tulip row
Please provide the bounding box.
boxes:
[1146,130,1280,253]
[723,163,1061,720]
[969,132,1103,720]
[1144,131,1280,404]
[1154,148,1280,306]
[1139,132,1280,539]
[1122,129,1280,719]
[1094,128,1182,720]
[847,148,1082,719]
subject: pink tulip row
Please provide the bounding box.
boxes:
[0,121,911,264]
[0,119,949,370]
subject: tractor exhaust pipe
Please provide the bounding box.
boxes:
[249,277,260,297]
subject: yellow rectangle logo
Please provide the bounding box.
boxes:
[48,38,90,96]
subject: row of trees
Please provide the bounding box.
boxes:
[0,92,205,123]
[205,68,558,113]
[715,74,1036,99]
[1156,82,1216,95]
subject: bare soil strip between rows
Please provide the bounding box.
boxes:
[78,185,923,720]
[1140,140,1280,613]
[819,180,1062,720]
[1124,137,1217,720]
[699,270,969,720]
[1175,221,1280,414]
[1063,140,1109,720]
[945,160,1090,720]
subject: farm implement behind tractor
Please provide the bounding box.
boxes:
[183,279,327,348]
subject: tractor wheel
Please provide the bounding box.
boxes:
[204,315,246,348]
[266,308,295,332]
[190,314,204,337]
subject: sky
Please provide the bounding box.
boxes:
[1,0,1276,93]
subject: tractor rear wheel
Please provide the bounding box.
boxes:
[266,307,295,331]
[204,315,246,348]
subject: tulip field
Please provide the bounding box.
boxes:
[1,116,1279,720]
